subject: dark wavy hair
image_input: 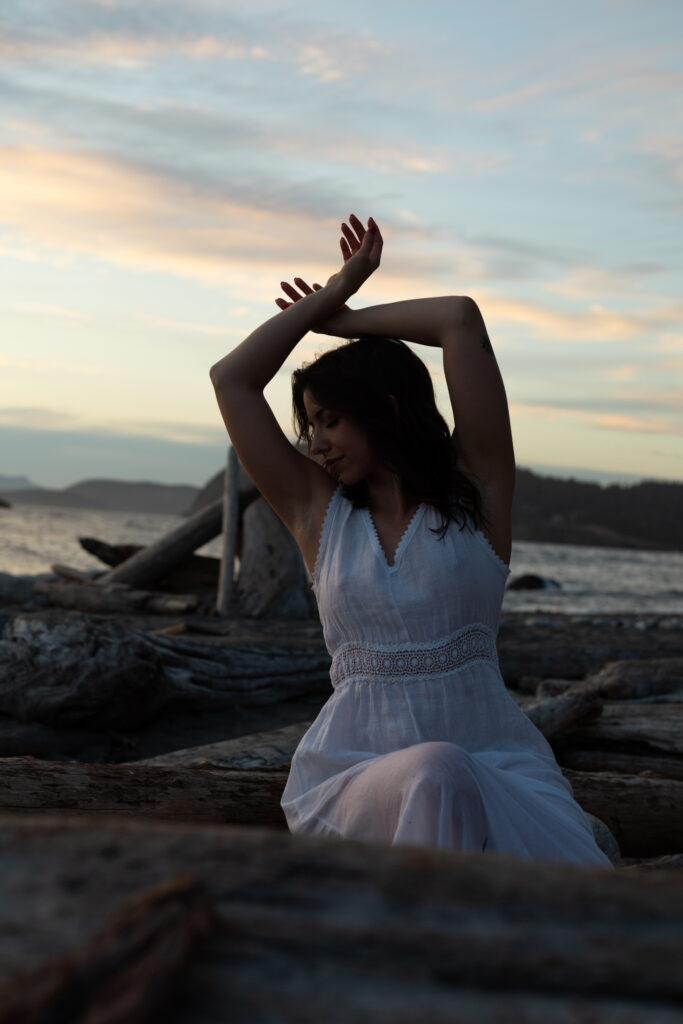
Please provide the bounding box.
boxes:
[291,336,484,537]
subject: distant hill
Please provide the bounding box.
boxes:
[0,478,198,515]
[512,468,683,552]
[2,465,681,551]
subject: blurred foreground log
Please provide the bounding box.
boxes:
[1,816,682,1022]
[0,875,215,1024]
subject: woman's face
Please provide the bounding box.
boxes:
[303,390,379,485]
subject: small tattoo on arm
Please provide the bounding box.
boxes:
[480,327,494,355]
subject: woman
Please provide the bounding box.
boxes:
[210,214,610,865]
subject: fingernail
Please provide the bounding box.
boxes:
[369,224,377,234]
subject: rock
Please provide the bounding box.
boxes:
[507,574,560,591]
[587,813,621,865]
[0,572,53,607]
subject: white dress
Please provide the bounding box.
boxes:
[281,488,612,866]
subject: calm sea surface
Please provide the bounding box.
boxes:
[2,503,682,615]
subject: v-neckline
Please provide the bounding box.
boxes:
[363,503,425,573]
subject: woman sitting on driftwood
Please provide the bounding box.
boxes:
[210,214,610,865]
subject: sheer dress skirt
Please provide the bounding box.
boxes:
[280,627,612,868]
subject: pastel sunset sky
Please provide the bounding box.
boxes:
[1,0,681,487]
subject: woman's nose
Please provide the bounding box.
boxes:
[310,431,329,456]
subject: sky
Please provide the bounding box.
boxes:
[1,0,682,489]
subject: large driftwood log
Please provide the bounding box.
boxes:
[80,536,221,591]
[1,816,682,1023]
[0,615,331,731]
[0,757,288,826]
[0,753,639,859]
[33,578,199,615]
[237,497,317,619]
[99,499,224,588]
[566,770,683,857]
[0,875,215,1024]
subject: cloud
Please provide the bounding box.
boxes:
[479,292,683,342]
[511,400,682,437]
[0,404,225,445]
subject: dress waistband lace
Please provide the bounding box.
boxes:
[330,623,498,687]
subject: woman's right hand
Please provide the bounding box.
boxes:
[275,214,382,328]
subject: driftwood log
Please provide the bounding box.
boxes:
[566,770,683,857]
[0,758,288,826]
[99,499,224,588]
[0,874,215,1024]
[1,753,676,858]
[0,615,331,731]
[33,578,199,615]
[1,816,682,1022]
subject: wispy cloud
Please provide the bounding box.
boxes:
[511,401,682,437]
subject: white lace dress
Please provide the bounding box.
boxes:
[281,488,611,866]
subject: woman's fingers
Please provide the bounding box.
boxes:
[341,221,360,251]
[348,213,366,240]
[275,298,291,310]
[340,237,352,261]
[293,277,314,295]
[280,281,303,302]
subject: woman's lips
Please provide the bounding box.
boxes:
[325,457,342,473]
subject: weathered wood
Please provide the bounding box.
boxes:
[79,536,143,566]
[0,757,289,826]
[217,444,240,616]
[565,770,683,856]
[136,720,311,769]
[575,658,683,701]
[0,755,619,863]
[561,702,683,757]
[99,498,223,588]
[1,816,683,1023]
[560,748,683,780]
[525,690,603,740]
[0,615,331,734]
[237,497,316,619]
[51,563,103,582]
[0,874,215,1024]
[33,578,198,615]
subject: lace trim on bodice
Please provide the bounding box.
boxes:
[330,623,498,688]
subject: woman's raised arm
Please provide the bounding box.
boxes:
[209,215,382,541]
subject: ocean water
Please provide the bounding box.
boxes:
[1,502,682,615]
